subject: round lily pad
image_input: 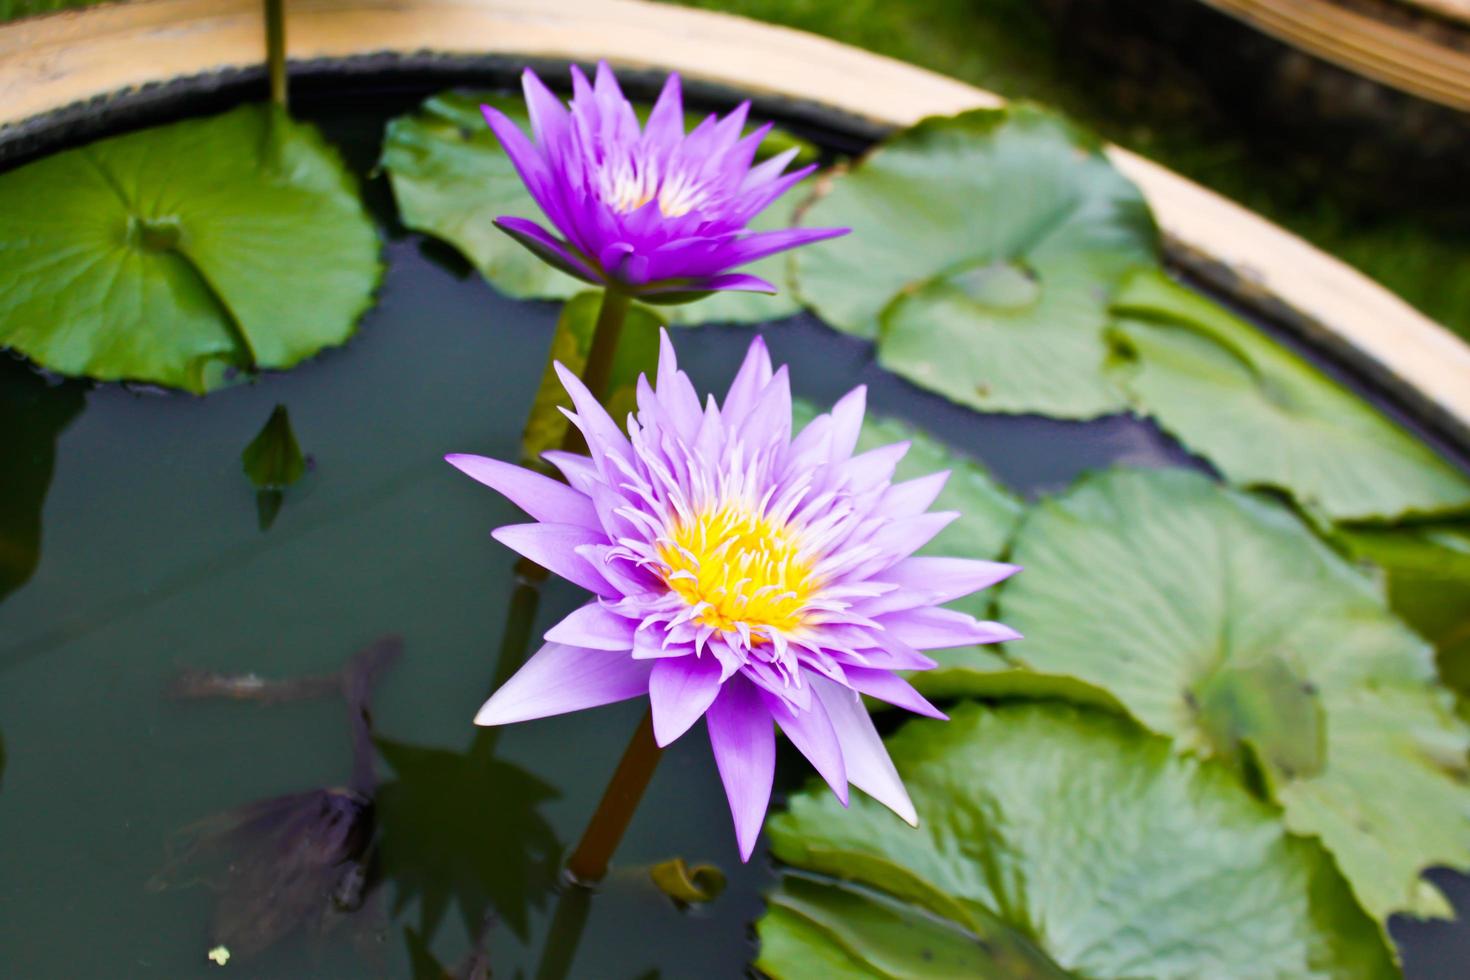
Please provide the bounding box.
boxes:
[999,467,1470,923]
[382,92,814,324]
[760,702,1395,978]
[1109,270,1470,521]
[0,104,382,393]
[794,106,1159,418]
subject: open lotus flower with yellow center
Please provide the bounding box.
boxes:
[448,334,1020,859]
[481,61,847,301]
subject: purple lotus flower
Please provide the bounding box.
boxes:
[480,61,848,301]
[448,334,1019,858]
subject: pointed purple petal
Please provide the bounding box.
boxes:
[813,675,916,826]
[545,602,638,651]
[881,471,950,518]
[554,362,633,468]
[878,557,1021,604]
[843,667,947,720]
[642,72,685,147]
[445,454,599,528]
[520,68,571,148]
[475,642,651,725]
[491,523,614,597]
[827,386,867,464]
[699,273,778,294]
[649,655,724,747]
[764,688,848,804]
[877,607,1022,650]
[723,226,849,266]
[707,675,775,861]
[721,336,774,425]
[493,217,602,284]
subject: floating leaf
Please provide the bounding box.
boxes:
[795,106,1158,418]
[998,467,1470,923]
[520,293,664,467]
[0,359,84,604]
[0,104,382,393]
[1337,521,1470,695]
[383,92,817,323]
[760,703,1395,978]
[760,872,1068,979]
[1109,270,1470,520]
[649,857,726,905]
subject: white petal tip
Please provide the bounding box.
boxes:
[474,701,507,726]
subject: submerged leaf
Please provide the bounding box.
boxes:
[761,703,1395,978]
[0,359,84,604]
[521,293,663,467]
[382,92,816,323]
[241,404,309,531]
[1338,521,1470,698]
[242,404,308,489]
[0,105,382,393]
[1109,270,1470,521]
[795,106,1158,418]
[998,467,1470,923]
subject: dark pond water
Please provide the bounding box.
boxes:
[0,81,1466,978]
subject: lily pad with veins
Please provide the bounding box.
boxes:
[794,105,1158,418]
[1108,269,1470,521]
[0,104,381,393]
[758,703,1395,978]
[998,467,1470,924]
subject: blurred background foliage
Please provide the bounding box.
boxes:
[1,0,1466,341]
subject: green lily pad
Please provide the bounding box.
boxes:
[1109,270,1470,521]
[998,467,1470,923]
[794,106,1158,418]
[760,703,1396,978]
[382,92,816,323]
[0,104,382,393]
[520,292,664,468]
[1337,521,1470,695]
[792,399,1025,684]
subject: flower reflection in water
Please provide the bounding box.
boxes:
[152,636,401,959]
[155,630,564,969]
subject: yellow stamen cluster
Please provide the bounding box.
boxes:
[658,504,816,635]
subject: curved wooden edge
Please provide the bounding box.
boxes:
[1199,0,1470,111]
[2,0,1469,444]
[1398,0,1470,29]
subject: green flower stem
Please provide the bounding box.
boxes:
[264,0,288,110]
[580,288,632,405]
[532,883,592,980]
[554,287,632,456]
[565,708,664,884]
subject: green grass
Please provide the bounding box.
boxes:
[2,0,1465,337]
